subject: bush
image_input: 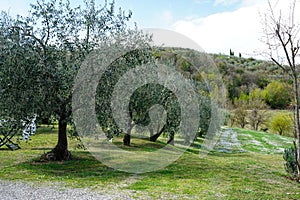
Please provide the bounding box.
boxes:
[283,146,298,179]
[270,113,293,136]
[262,81,292,109]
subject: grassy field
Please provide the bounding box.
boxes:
[0,126,300,199]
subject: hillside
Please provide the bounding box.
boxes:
[155,48,291,103]
[211,53,291,101]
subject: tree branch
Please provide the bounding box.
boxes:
[271,57,286,71]
[275,24,294,68]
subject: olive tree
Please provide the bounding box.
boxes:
[95,47,216,146]
[0,0,132,160]
[0,12,41,147]
[95,48,154,146]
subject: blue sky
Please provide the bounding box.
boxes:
[116,0,243,28]
[0,0,245,26]
[0,0,294,58]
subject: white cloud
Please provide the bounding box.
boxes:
[173,2,267,58]
[172,0,300,59]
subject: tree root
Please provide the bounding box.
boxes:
[40,147,72,161]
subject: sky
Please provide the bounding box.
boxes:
[0,0,298,58]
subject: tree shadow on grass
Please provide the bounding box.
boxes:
[207,151,250,158]
[0,148,11,151]
[11,151,132,187]
[30,147,52,151]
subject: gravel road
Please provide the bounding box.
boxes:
[0,180,133,200]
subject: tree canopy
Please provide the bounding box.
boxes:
[0,0,133,160]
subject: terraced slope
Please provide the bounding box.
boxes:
[214,127,293,154]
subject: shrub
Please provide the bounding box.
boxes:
[283,146,298,179]
[270,113,293,135]
[262,81,292,109]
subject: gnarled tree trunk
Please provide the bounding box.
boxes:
[123,133,131,146]
[123,124,133,146]
[42,111,72,161]
[150,126,165,142]
[167,130,174,145]
[123,115,134,146]
[149,126,154,138]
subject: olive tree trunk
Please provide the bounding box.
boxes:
[42,111,72,161]
[150,126,165,142]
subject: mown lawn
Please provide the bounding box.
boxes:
[0,126,300,199]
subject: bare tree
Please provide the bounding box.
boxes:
[248,99,269,131]
[232,99,248,128]
[261,0,300,177]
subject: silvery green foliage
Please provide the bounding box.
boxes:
[0,12,40,121]
[0,0,134,151]
[93,46,224,143]
[74,29,152,139]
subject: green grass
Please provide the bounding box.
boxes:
[235,128,292,154]
[1,126,300,199]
